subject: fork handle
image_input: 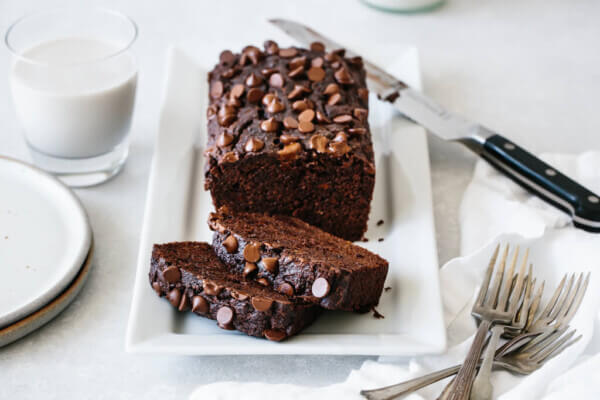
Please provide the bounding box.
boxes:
[447,320,491,400]
[471,325,503,400]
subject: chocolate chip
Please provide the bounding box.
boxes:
[333,131,348,143]
[349,56,363,66]
[210,81,224,99]
[353,108,368,121]
[279,282,295,296]
[261,257,279,274]
[279,48,298,58]
[331,61,341,69]
[263,40,279,55]
[222,68,236,79]
[310,41,326,52]
[217,105,237,126]
[332,48,346,57]
[316,111,330,123]
[251,297,273,312]
[261,68,278,76]
[287,84,311,100]
[298,109,315,122]
[329,141,351,156]
[245,72,263,87]
[203,281,223,296]
[312,277,330,298]
[247,88,264,104]
[223,234,238,253]
[289,56,306,70]
[280,117,297,130]
[262,93,277,106]
[264,329,287,341]
[220,151,239,163]
[178,294,190,311]
[298,120,315,133]
[230,84,245,99]
[217,132,233,147]
[260,117,279,132]
[333,114,353,124]
[257,277,270,287]
[311,57,324,68]
[226,96,241,107]
[207,104,218,118]
[240,46,262,66]
[323,83,339,95]
[309,134,329,153]
[269,73,284,87]
[168,288,182,307]
[280,134,299,144]
[279,142,302,159]
[244,137,264,152]
[231,290,249,301]
[292,100,309,112]
[348,128,367,136]
[266,99,285,113]
[216,306,234,329]
[307,66,326,82]
[288,65,304,78]
[152,281,162,296]
[192,295,209,314]
[219,50,235,65]
[162,266,181,284]
[324,52,338,62]
[327,93,342,106]
[243,242,261,263]
[334,67,354,85]
[358,88,369,101]
[243,262,258,278]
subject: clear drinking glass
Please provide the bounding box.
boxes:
[5,8,138,187]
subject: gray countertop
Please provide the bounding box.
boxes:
[1,0,600,398]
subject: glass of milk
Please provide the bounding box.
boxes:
[5,8,138,187]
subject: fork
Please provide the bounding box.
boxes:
[360,272,590,400]
[446,244,528,400]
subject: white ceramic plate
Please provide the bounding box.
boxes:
[126,45,446,355]
[0,156,92,328]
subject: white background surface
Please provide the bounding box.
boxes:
[1,0,599,398]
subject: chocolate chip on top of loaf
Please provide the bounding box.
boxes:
[150,242,320,341]
[204,40,375,242]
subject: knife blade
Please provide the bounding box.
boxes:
[269,18,600,232]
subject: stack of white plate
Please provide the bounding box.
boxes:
[0,156,93,347]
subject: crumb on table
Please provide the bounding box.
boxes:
[376,219,384,226]
[384,286,391,292]
[377,238,384,242]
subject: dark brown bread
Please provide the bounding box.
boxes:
[149,242,320,341]
[209,208,389,312]
[204,40,375,241]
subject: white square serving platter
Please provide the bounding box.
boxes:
[126,45,446,355]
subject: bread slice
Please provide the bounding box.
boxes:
[208,208,389,312]
[150,242,320,341]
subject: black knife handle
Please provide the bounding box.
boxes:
[481,134,600,232]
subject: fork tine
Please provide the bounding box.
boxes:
[554,274,583,322]
[538,334,582,365]
[531,274,567,327]
[526,280,545,330]
[531,329,577,363]
[556,273,590,328]
[485,245,509,307]
[498,246,519,309]
[476,244,500,307]
[516,268,534,325]
[521,325,567,353]
[508,250,529,313]
[548,274,575,321]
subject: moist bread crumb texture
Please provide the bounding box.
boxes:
[204,40,375,242]
[149,242,320,341]
[209,207,389,312]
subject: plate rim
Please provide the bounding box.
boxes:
[0,155,92,328]
[125,45,446,355]
[0,239,94,348]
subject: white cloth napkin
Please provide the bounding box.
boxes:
[190,152,600,400]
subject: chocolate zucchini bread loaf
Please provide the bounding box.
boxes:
[150,242,320,341]
[204,40,375,241]
[209,208,388,312]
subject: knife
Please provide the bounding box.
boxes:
[269,18,600,233]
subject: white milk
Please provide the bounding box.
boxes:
[10,38,137,158]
